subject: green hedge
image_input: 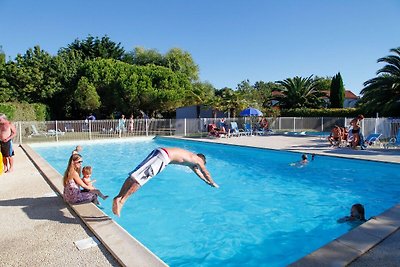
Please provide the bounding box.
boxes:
[281,108,361,117]
[0,102,49,121]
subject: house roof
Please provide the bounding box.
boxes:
[271,90,358,99]
[322,90,358,99]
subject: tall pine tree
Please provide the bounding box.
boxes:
[330,72,345,108]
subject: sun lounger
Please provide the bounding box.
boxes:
[46,129,65,137]
[243,123,253,136]
[230,122,244,137]
[385,131,400,149]
[363,133,382,148]
[30,125,47,137]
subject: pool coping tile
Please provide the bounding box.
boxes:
[289,240,361,267]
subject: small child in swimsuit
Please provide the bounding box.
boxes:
[81,166,108,200]
[337,203,367,223]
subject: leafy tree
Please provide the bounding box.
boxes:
[50,49,85,118]
[359,47,400,116]
[212,87,248,117]
[123,47,164,66]
[164,48,199,81]
[330,72,345,108]
[253,81,275,106]
[253,81,281,116]
[81,58,191,118]
[62,35,125,60]
[6,46,62,103]
[0,46,5,64]
[236,79,258,107]
[275,75,326,109]
[74,76,101,115]
[183,81,214,106]
[0,47,12,102]
[314,76,332,91]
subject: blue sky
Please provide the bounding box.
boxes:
[1,0,399,95]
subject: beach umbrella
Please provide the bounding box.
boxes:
[239,107,263,117]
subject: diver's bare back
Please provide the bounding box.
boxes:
[164,147,200,166]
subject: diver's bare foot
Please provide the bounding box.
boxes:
[112,197,123,217]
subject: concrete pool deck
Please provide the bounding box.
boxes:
[0,135,399,266]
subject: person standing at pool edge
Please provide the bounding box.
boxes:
[0,113,17,173]
[112,147,219,217]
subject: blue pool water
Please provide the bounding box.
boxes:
[32,137,400,266]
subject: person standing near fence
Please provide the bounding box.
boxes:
[128,114,134,133]
[350,115,366,149]
[0,113,17,173]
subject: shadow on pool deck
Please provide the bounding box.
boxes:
[0,196,78,224]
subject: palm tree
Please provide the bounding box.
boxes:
[275,75,325,109]
[221,89,248,118]
[359,47,400,116]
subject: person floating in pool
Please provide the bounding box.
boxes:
[290,154,309,167]
[337,203,367,224]
[112,147,219,217]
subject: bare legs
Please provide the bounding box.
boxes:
[91,189,109,200]
[3,156,13,173]
[352,134,360,149]
[8,157,13,172]
[112,177,141,217]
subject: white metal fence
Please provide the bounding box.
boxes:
[14,117,400,144]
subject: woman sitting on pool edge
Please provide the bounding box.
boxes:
[63,153,102,205]
[337,203,367,224]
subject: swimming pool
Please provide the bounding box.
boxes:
[32,137,400,266]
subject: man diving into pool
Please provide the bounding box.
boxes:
[112,147,219,217]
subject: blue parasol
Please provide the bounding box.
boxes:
[239,107,263,117]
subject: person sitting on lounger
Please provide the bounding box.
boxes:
[208,123,226,138]
[259,117,269,130]
[112,147,219,217]
[328,126,342,147]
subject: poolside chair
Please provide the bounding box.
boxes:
[64,123,75,132]
[46,129,65,137]
[230,122,244,137]
[243,123,253,136]
[363,133,382,148]
[385,131,400,149]
[255,127,274,136]
[30,125,47,137]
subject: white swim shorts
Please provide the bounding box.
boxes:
[129,148,171,186]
